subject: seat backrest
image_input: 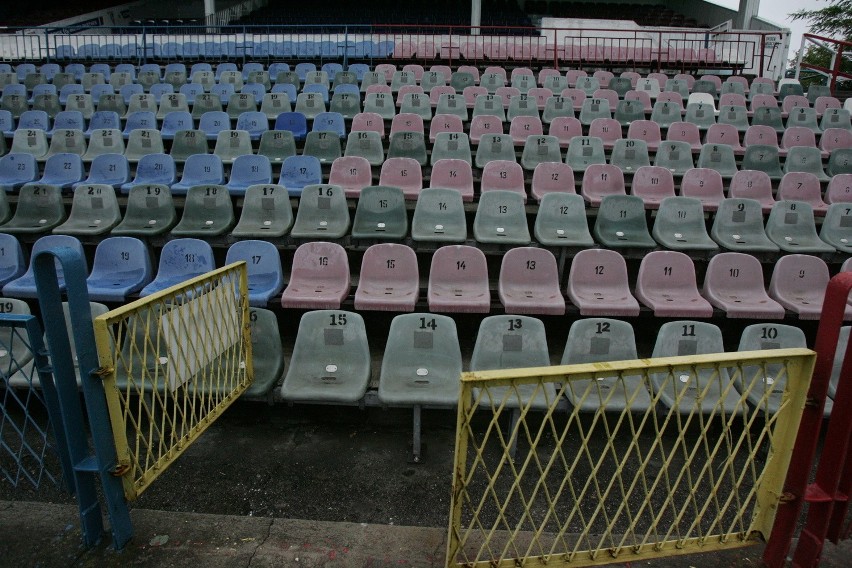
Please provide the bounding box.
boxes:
[637,250,703,298]
[359,243,418,288]
[778,172,824,206]
[224,239,283,288]
[561,318,637,364]
[769,253,829,302]
[581,164,625,204]
[155,238,215,281]
[703,252,769,296]
[470,315,549,371]
[290,241,350,285]
[630,165,675,203]
[279,155,322,192]
[652,321,724,358]
[499,247,560,291]
[481,160,525,195]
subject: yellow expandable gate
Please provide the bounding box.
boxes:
[92,262,253,501]
[446,349,815,567]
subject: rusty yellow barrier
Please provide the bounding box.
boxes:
[93,262,253,501]
[446,349,815,567]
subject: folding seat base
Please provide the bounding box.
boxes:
[500,293,566,316]
[638,293,714,318]
[353,289,417,312]
[704,296,785,319]
[570,296,640,317]
[428,294,491,314]
[281,289,348,310]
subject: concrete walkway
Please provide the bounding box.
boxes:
[2,500,851,567]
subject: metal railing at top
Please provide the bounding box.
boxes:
[794,33,852,91]
[446,348,815,567]
[0,23,787,78]
[92,262,253,501]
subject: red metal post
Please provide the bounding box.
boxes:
[764,272,852,567]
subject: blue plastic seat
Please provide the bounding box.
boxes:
[226,155,273,195]
[198,110,231,141]
[58,84,84,106]
[75,153,130,189]
[160,110,194,141]
[274,111,307,141]
[140,238,213,298]
[0,233,25,286]
[119,84,144,104]
[0,110,13,137]
[271,83,297,100]
[86,111,121,135]
[224,240,284,307]
[3,235,85,298]
[37,153,84,189]
[149,83,174,104]
[18,110,50,131]
[279,155,322,196]
[171,154,225,194]
[312,111,346,139]
[122,111,157,138]
[86,237,153,301]
[121,153,176,193]
[235,111,269,140]
[179,83,205,105]
[0,154,38,193]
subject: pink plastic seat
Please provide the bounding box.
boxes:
[630,166,675,208]
[719,93,747,108]
[427,245,490,313]
[498,247,565,315]
[725,76,750,93]
[351,112,385,138]
[705,124,744,153]
[548,116,583,148]
[429,113,464,143]
[353,243,419,312]
[781,126,819,157]
[509,115,544,145]
[656,91,683,108]
[402,64,424,81]
[815,96,841,115]
[750,94,779,113]
[636,251,713,317]
[395,85,424,107]
[587,117,622,150]
[827,174,852,204]
[680,168,725,211]
[627,120,662,151]
[581,164,625,206]
[428,85,456,106]
[729,170,776,213]
[328,156,372,198]
[782,95,810,115]
[819,128,852,153]
[495,86,520,107]
[565,70,587,87]
[777,172,828,214]
[379,157,422,200]
[281,241,351,309]
[527,87,552,110]
[560,87,587,111]
[699,75,723,89]
[430,64,452,81]
[593,70,613,87]
[567,249,641,316]
[457,65,480,83]
[768,254,830,320]
[666,122,702,151]
[481,160,526,199]
[365,84,391,96]
[469,114,504,144]
[375,64,396,82]
[743,125,780,148]
[538,68,561,86]
[430,158,474,202]
[701,252,785,319]
[531,162,575,202]
[592,88,619,110]
[673,73,696,88]
[624,90,653,112]
[484,66,507,80]
[462,86,488,108]
[389,113,424,135]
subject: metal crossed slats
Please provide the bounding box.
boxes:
[446,349,815,567]
[0,316,63,491]
[93,262,253,501]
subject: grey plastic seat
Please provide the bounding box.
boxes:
[111,184,177,236]
[435,94,468,121]
[828,149,852,177]
[169,130,209,163]
[378,313,461,407]
[702,252,785,318]
[302,131,342,165]
[0,234,24,286]
[786,106,821,133]
[561,318,653,412]
[344,131,384,166]
[431,132,471,165]
[411,188,467,243]
[241,308,285,398]
[363,92,395,119]
[735,323,808,415]
[170,185,235,237]
[82,128,124,161]
[654,141,695,175]
[684,102,716,130]
[498,247,565,315]
[289,184,350,239]
[765,200,835,254]
[718,104,751,132]
[124,128,165,162]
[819,203,852,254]
[650,100,682,129]
[636,250,713,317]
[614,99,645,126]
[258,130,297,164]
[649,321,743,416]
[45,128,86,159]
[578,98,611,126]
[534,193,594,247]
[472,94,506,121]
[231,184,293,239]
[696,143,738,178]
[387,132,427,166]
[593,194,655,249]
[0,183,66,234]
[139,238,214,297]
[351,186,408,240]
[53,184,121,235]
[565,136,606,172]
[0,298,34,380]
[541,96,574,124]
[709,197,776,253]
[10,129,49,159]
[471,315,557,410]
[783,146,830,182]
[474,133,516,169]
[652,196,718,251]
[280,310,370,403]
[520,135,562,171]
[610,138,650,173]
[473,190,530,245]
[353,243,419,312]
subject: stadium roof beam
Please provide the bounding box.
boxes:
[471,0,481,35]
[736,0,759,29]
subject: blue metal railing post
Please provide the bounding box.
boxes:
[33,247,133,550]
